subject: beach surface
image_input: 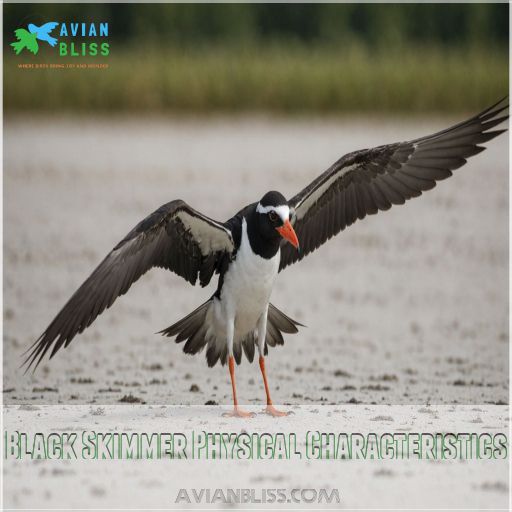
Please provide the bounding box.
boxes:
[3,114,509,406]
[3,404,509,509]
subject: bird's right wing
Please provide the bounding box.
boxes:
[24,200,235,371]
[279,98,508,271]
[39,21,59,34]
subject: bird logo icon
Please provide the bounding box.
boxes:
[10,22,59,55]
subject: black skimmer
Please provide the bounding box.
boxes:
[24,99,508,416]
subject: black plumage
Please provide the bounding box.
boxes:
[159,301,301,367]
[24,99,507,374]
[280,98,508,270]
[23,201,235,370]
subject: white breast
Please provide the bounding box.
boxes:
[213,218,279,341]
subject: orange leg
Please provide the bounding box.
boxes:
[222,356,254,418]
[259,356,289,417]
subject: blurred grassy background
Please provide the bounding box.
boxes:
[4,3,509,114]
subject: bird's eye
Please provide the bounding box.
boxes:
[268,211,278,222]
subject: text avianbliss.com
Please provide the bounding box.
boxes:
[175,488,341,505]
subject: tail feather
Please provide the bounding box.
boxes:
[233,341,243,364]
[266,320,283,347]
[159,301,210,338]
[183,324,207,355]
[268,303,304,333]
[242,334,256,363]
[160,301,303,367]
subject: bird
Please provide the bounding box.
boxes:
[10,29,39,55]
[23,98,508,417]
[28,22,59,47]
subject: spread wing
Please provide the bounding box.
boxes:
[279,98,508,271]
[24,200,235,371]
[14,28,30,40]
[39,22,59,34]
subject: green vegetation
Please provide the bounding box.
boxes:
[4,3,508,114]
[4,44,507,114]
[4,3,508,47]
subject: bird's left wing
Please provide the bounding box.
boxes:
[13,28,29,40]
[23,200,234,371]
[37,22,59,34]
[280,98,508,271]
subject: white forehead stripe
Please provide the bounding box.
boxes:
[256,203,290,222]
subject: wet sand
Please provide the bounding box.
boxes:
[3,114,509,406]
[3,404,509,509]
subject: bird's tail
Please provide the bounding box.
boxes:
[47,36,57,47]
[10,41,25,55]
[159,301,303,367]
[266,303,303,344]
[159,298,213,355]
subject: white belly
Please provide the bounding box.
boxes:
[211,219,279,342]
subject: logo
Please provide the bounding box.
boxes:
[10,21,109,57]
[11,22,59,55]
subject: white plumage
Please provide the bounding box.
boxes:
[209,218,280,354]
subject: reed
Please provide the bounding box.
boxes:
[4,44,508,114]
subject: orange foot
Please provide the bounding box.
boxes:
[222,407,255,418]
[264,405,290,417]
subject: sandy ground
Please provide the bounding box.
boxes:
[2,405,509,509]
[3,114,509,406]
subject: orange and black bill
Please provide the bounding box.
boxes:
[276,220,299,249]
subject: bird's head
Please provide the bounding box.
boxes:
[255,191,299,250]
